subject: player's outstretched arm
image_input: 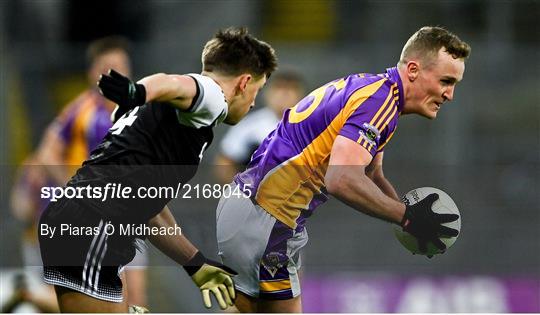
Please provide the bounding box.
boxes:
[137,73,197,110]
[98,69,197,122]
[325,136,406,224]
[147,206,237,310]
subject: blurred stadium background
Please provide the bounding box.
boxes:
[0,0,538,312]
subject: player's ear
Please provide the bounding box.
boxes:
[406,61,419,81]
[237,74,252,93]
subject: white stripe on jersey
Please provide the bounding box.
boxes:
[176,73,228,128]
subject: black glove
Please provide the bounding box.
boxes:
[98,69,146,122]
[401,193,459,254]
[183,251,238,309]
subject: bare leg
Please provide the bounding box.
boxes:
[234,292,257,313]
[258,295,302,313]
[121,271,129,305]
[125,268,147,307]
[234,291,302,313]
[55,286,128,313]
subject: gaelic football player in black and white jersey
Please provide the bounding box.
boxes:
[38,27,277,313]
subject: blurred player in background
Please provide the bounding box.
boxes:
[214,69,305,183]
[38,27,277,312]
[9,157,58,312]
[37,36,131,185]
[216,26,470,312]
[0,273,55,312]
[11,36,148,309]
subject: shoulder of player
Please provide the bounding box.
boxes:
[186,73,227,110]
[342,74,395,105]
[172,74,228,128]
[187,73,225,99]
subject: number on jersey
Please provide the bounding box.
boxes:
[110,107,139,135]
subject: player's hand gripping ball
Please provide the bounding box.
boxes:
[394,187,461,257]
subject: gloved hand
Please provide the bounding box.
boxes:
[401,193,459,254]
[97,69,146,122]
[183,251,237,310]
[128,305,150,313]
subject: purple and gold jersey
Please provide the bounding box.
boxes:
[53,89,112,166]
[235,67,404,230]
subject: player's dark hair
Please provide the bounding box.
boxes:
[86,36,130,65]
[202,27,277,78]
[399,26,471,66]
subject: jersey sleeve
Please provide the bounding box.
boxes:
[339,82,398,157]
[176,73,228,128]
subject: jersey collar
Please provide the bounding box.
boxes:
[385,66,405,113]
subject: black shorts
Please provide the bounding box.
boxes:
[39,198,138,302]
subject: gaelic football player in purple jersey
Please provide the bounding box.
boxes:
[216,26,470,312]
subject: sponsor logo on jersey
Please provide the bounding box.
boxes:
[359,123,380,146]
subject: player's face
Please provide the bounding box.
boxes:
[264,81,304,116]
[88,49,131,86]
[225,75,267,125]
[411,48,465,119]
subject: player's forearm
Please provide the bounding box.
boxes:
[137,73,193,110]
[369,171,400,201]
[147,205,198,265]
[326,165,405,224]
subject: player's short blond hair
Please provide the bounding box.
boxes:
[399,26,471,67]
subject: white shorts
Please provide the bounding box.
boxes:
[216,188,308,300]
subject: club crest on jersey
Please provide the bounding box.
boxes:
[261,252,288,278]
[359,123,380,146]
